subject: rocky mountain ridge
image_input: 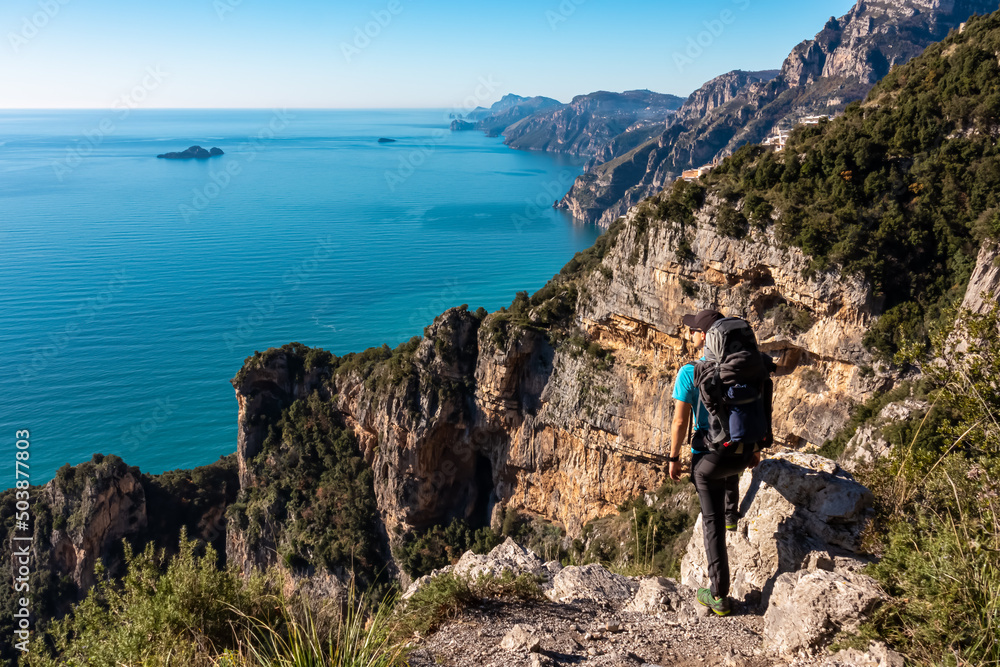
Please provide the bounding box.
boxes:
[498,90,685,157]
[559,0,1000,225]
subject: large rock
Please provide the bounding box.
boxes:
[403,538,557,600]
[805,641,904,667]
[622,576,686,613]
[763,569,886,657]
[680,452,873,604]
[452,537,547,581]
[546,563,637,604]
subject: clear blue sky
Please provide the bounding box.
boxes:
[1,0,857,108]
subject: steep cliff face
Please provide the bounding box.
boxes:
[230,200,883,546]
[45,460,147,592]
[560,0,999,225]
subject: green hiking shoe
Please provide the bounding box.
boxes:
[696,587,731,616]
[725,512,741,531]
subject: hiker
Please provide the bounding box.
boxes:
[668,308,774,616]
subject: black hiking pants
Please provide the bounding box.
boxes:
[692,448,754,599]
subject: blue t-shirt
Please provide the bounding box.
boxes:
[672,361,710,452]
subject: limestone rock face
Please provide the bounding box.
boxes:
[839,399,929,473]
[575,208,885,451]
[231,203,886,548]
[680,453,873,604]
[961,242,1000,315]
[763,569,886,657]
[45,462,147,591]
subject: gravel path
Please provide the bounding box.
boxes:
[405,595,774,667]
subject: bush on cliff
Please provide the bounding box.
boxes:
[229,390,385,585]
[25,532,411,667]
[25,533,277,667]
[855,305,1000,665]
[395,518,502,578]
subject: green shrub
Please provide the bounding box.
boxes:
[397,570,543,637]
[395,518,502,578]
[855,306,1000,665]
[25,533,277,667]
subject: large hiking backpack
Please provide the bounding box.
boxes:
[693,317,776,455]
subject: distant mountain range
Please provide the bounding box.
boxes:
[451,90,684,158]
[465,0,1000,225]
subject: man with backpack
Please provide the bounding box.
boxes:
[668,309,775,616]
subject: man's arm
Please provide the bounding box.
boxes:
[669,399,691,481]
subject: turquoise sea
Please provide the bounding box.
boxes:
[0,109,600,486]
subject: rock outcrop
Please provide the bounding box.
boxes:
[961,241,1000,314]
[680,453,874,605]
[559,0,999,225]
[763,569,886,658]
[156,145,224,159]
[45,459,147,591]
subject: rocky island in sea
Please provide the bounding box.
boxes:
[156,145,224,159]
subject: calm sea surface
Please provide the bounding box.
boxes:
[0,109,600,486]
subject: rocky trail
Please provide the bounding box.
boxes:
[407,582,769,667]
[402,452,905,667]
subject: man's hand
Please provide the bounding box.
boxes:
[749,451,761,468]
[669,460,683,481]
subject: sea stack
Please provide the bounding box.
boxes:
[156,145,224,159]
